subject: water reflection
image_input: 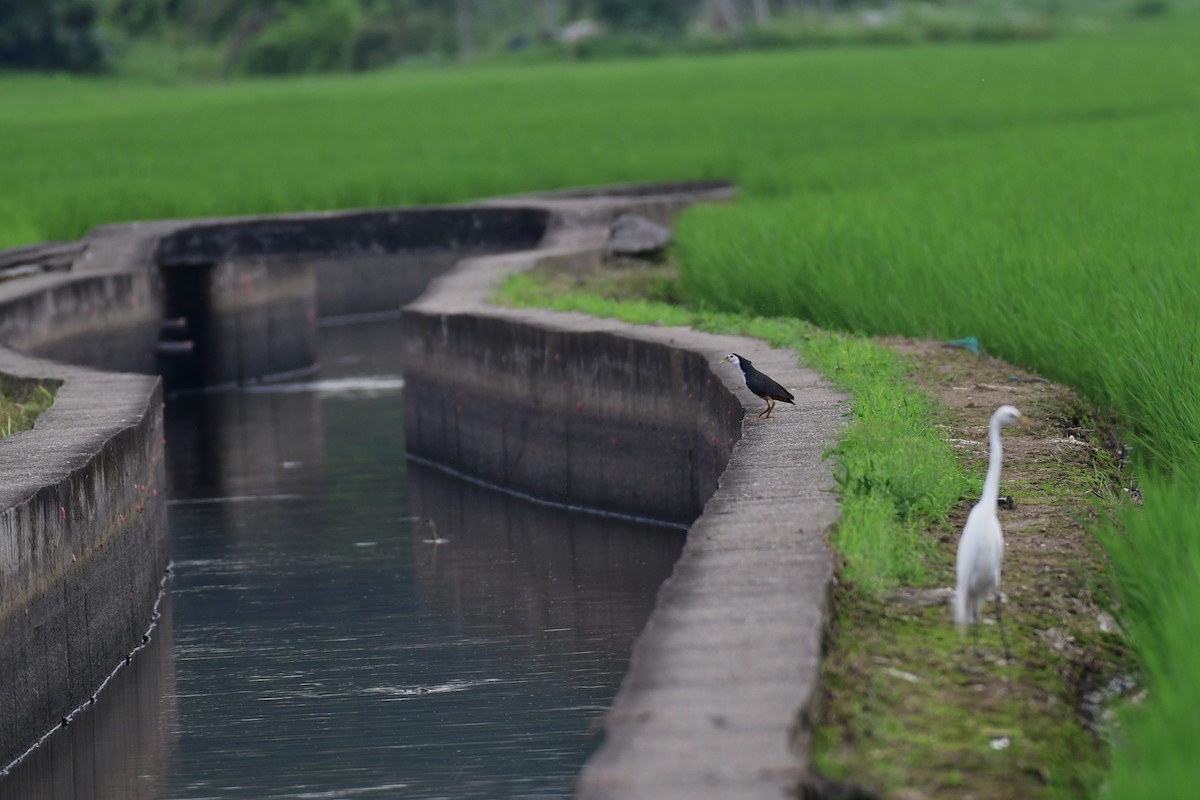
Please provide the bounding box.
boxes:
[409,462,684,674]
[1,318,684,799]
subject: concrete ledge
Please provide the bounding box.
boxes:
[398,201,847,796]
[0,350,166,769]
[402,310,741,525]
[0,271,162,375]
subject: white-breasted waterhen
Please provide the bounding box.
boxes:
[721,353,795,419]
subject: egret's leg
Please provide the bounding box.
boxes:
[995,592,1011,660]
[764,397,775,419]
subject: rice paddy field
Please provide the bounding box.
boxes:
[2,8,1199,795]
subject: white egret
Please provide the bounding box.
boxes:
[954,404,1031,659]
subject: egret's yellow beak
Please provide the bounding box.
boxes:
[719,355,731,364]
[1019,415,1033,427]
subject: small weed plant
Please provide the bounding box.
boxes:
[0,379,57,438]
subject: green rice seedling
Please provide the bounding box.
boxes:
[2,12,1195,248]
[1098,473,1200,797]
[670,15,1200,797]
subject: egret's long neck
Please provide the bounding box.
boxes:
[980,417,1004,507]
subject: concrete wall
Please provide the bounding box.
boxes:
[314,250,465,319]
[0,195,696,392]
[158,257,319,390]
[393,182,846,798]
[402,311,741,525]
[152,205,552,387]
[0,271,161,375]
[0,351,166,769]
[152,206,550,266]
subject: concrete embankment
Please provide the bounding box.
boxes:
[0,180,844,796]
[400,207,847,797]
[0,351,165,769]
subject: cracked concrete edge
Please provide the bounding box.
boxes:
[401,212,849,797]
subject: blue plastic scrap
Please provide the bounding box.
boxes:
[945,336,980,355]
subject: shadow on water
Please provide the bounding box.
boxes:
[1,317,685,800]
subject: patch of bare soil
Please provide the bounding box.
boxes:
[812,338,1136,800]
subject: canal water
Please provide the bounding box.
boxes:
[1,318,685,800]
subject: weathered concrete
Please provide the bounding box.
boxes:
[578,360,844,798]
[399,202,847,796]
[313,251,463,319]
[0,350,166,770]
[402,310,741,525]
[151,206,552,386]
[0,183,731,771]
[152,206,550,266]
[0,271,162,375]
[0,178,842,795]
[0,188,722,390]
[157,256,320,390]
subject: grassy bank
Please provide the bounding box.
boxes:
[811,336,1132,798]
[496,267,1129,797]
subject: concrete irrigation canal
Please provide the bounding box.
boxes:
[0,181,845,798]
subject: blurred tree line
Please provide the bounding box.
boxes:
[0,0,732,75]
[3,0,1137,77]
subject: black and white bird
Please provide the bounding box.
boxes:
[720,353,795,419]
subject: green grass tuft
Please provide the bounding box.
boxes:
[0,377,58,438]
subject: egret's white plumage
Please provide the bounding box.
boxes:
[954,404,1030,658]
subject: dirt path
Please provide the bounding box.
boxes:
[813,338,1136,799]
